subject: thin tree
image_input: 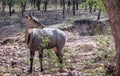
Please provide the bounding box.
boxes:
[8,0,12,16]
[81,0,105,20]
[1,1,6,12]
[97,9,101,20]
[54,0,58,10]
[67,0,71,12]
[31,0,36,8]
[20,0,27,15]
[44,0,48,12]
[72,0,76,15]
[76,0,79,10]
[60,0,63,7]
[62,0,65,19]
[36,0,41,10]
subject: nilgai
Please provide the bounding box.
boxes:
[25,13,67,73]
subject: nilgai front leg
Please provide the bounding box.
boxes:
[29,50,35,73]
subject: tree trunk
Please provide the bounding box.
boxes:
[21,1,27,16]
[76,0,79,10]
[102,0,120,75]
[85,2,87,11]
[2,1,6,12]
[36,0,41,10]
[31,0,36,8]
[8,1,12,16]
[72,0,76,15]
[55,0,58,10]
[97,9,101,20]
[62,0,65,19]
[60,0,63,7]
[88,1,92,13]
[33,0,36,8]
[44,0,48,12]
[67,0,71,12]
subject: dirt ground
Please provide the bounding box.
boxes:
[0,23,97,75]
[0,10,114,76]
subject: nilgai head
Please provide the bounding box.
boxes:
[25,12,45,28]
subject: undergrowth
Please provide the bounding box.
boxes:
[83,35,116,76]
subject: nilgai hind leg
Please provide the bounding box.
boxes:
[38,50,44,72]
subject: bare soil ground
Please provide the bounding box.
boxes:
[0,10,114,76]
[0,24,97,76]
